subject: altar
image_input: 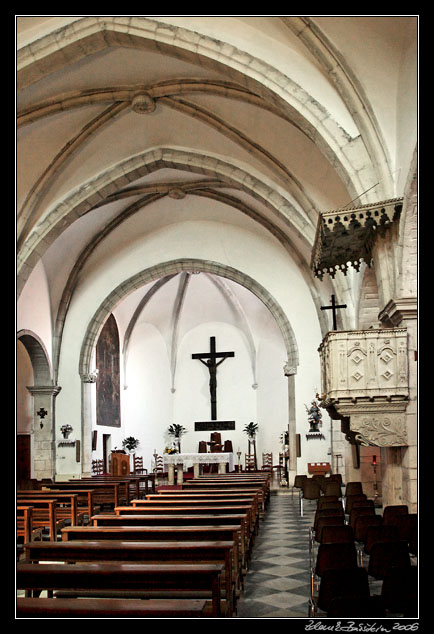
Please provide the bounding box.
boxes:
[163,452,234,485]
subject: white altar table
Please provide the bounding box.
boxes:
[163,452,234,484]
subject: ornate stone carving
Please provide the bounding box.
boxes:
[318,328,409,447]
[353,414,407,447]
[80,371,99,383]
[283,362,297,376]
[131,92,156,114]
[311,198,403,280]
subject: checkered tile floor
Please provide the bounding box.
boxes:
[235,491,316,618]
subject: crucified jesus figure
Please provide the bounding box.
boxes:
[192,337,235,420]
[199,354,229,407]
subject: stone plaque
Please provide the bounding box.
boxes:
[195,421,235,431]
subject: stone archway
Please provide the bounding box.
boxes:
[17,330,61,480]
[78,259,300,475]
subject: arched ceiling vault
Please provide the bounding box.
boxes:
[17,16,416,373]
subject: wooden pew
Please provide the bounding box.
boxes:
[23,539,237,616]
[91,512,249,578]
[79,474,155,499]
[16,499,59,541]
[144,491,264,518]
[17,562,225,617]
[17,492,83,527]
[17,506,43,545]
[43,481,126,508]
[127,498,258,530]
[115,502,257,549]
[183,476,270,506]
[61,524,243,572]
[16,597,208,618]
[40,488,98,521]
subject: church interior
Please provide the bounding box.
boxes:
[16,16,418,619]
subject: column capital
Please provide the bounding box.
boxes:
[378,297,417,326]
[26,384,62,397]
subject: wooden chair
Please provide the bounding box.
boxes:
[261,453,272,472]
[209,433,223,453]
[198,441,208,453]
[92,459,104,475]
[223,440,233,453]
[133,456,147,474]
[245,454,256,472]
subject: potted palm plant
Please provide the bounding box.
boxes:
[243,422,258,470]
[122,436,140,454]
[167,424,188,453]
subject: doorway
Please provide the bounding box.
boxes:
[17,434,31,482]
[103,434,111,473]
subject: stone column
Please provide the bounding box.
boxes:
[168,463,175,485]
[80,372,98,478]
[380,446,403,508]
[379,298,417,512]
[284,363,297,483]
[26,385,61,480]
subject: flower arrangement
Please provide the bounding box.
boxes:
[164,446,178,454]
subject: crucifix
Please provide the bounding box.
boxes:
[320,294,347,330]
[192,336,235,420]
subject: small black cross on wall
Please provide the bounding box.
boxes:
[320,294,347,331]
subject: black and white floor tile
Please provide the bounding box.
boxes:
[235,492,316,618]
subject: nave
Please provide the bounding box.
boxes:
[16,471,418,619]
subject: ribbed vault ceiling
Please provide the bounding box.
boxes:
[16,16,417,381]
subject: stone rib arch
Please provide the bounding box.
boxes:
[79,259,299,382]
[17,147,315,295]
[17,17,377,201]
[17,329,52,385]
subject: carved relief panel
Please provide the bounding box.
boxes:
[318,328,409,447]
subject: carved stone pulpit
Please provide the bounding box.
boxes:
[317,328,409,447]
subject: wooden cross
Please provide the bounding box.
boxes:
[192,336,234,420]
[320,294,347,331]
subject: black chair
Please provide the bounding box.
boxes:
[320,524,354,545]
[315,515,346,544]
[327,595,386,617]
[345,482,363,497]
[314,542,358,581]
[328,473,343,486]
[345,494,368,514]
[323,480,342,498]
[312,566,369,616]
[395,513,417,543]
[300,478,322,516]
[353,514,383,545]
[381,565,418,617]
[292,474,307,497]
[364,524,399,556]
[317,495,340,510]
[349,504,375,529]
[314,507,345,534]
[367,540,411,580]
[382,504,408,525]
[311,541,359,615]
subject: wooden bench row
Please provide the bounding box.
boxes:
[17,472,270,618]
[17,562,225,617]
[22,538,237,616]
